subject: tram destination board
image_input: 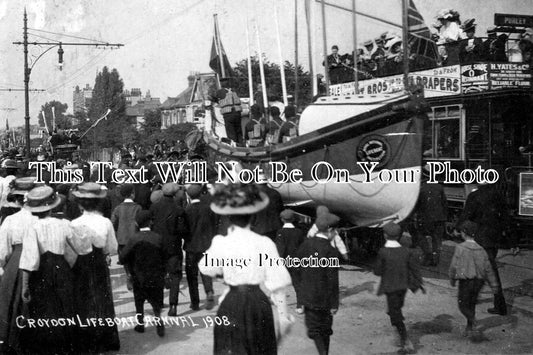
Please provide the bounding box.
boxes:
[489,63,532,90]
[494,13,533,27]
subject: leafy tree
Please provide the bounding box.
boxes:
[37,100,70,131]
[142,108,162,138]
[232,55,313,107]
[87,66,127,148]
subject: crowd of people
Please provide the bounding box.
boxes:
[0,148,518,354]
[324,8,533,85]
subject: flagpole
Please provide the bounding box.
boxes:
[320,0,329,94]
[214,14,226,78]
[274,6,288,107]
[255,25,269,118]
[294,0,299,110]
[245,16,254,108]
[402,0,409,88]
[52,106,56,129]
[304,0,316,97]
[352,0,358,90]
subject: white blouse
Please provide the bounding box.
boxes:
[200,225,291,292]
[69,211,118,256]
[19,217,76,271]
[0,209,37,268]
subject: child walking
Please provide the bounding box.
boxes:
[449,220,499,336]
[374,222,423,354]
[295,212,340,355]
[119,210,166,337]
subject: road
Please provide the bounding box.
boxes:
[108,243,533,355]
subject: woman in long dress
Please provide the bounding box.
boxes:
[0,178,36,354]
[200,184,293,355]
[69,182,120,352]
[20,186,77,354]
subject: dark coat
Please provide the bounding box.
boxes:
[251,185,283,236]
[415,180,448,225]
[119,230,166,288]
[275,226,305,259]
[374,246,423,295]
[457,184,509,248]
[184,195,218,253]
[149,195,189,256]
[459,37,485,63]
[294,237,339,310]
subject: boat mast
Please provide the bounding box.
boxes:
[255,25,269,117]
[294,0,299,109]
[352,0,358,90]
[305,0,317,97]
[245,16,254,107]
[275,6,289,107]
[320,0,329,95]
[401,0,409,87]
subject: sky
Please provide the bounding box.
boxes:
[0,0,531,127]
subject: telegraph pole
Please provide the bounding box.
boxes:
[13,8,123,158]
[23,8,29,158]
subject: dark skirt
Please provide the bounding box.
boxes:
[0,245,24,354]
[214,285,277,355]
[24,251,76,354]
[72,247,120,353]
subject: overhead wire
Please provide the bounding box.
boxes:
[28,28,108,44]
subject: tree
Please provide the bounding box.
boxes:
[142,108,162,137]
[87,66,127,148]
[37,100,70,131]
[231,55,313,107]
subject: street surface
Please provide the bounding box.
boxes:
[109,242,533,355]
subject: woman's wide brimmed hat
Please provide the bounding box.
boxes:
[72,182,107,199]
[24,186,62,213]
[210,184,269,215]
[10,177,36,195]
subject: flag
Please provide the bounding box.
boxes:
[407,0,439,64]
[209,16,234,78]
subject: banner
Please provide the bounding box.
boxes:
[461,63,489,93]
[329,65,461,97]
[489,63,531,90]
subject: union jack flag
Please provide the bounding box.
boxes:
[408,0,439,63]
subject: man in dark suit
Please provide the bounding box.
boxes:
[374,222,423,354]
[457,182,509,315]
[323,45,344,85]
[294,212,340,355]
[184,184,217,311]
[413,166,448,266]
[149,183,189,316]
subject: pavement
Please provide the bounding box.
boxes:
[107,243,533,355]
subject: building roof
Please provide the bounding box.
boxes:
[125,98,161,117]
[161,86,194,110]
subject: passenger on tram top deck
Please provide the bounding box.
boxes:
[459,19,484,63]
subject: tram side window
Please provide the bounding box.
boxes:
[426,105,462,159]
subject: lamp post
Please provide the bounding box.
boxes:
[13,8,123,159]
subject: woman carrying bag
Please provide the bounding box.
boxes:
[200,183,294,355]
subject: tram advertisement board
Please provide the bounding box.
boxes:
[519,172,533,216]
[461,63,489,93]
[489,63,531,90]
[329,65,461,98]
